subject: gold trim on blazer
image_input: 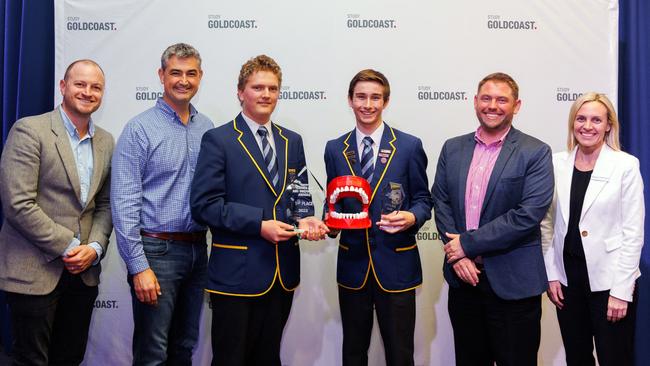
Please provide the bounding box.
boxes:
[208,119,295,297]
[212,243,248,250]
[337,126,421,293]
[395,244,417,252]
[341,132,356,176]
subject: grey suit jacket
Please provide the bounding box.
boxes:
[0,108,114,295]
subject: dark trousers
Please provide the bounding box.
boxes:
[448,271,541,366]
[210,281,294,366]
[338,274,416,366]
[557,254,637,366]
[6,271,98,366]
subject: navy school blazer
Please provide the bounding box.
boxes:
[191,113,314,296]
[324,124,433,292]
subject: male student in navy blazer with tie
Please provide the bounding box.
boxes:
[324,69,433,366]
[190,55,328,366]
[431,72,554,366]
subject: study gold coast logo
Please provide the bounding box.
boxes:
[556,87,583,102]
[134,86,163,102]
[346,14,397,29]
[207,14,258,29]
[93,299,119,309]
[66,16,117,31]
[487,15,537,30]
[417,225,442,241]
[278,86,327,101]
[417,86,467,101]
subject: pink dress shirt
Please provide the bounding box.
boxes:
[465,126,511,231]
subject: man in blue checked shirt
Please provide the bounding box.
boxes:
[111,43,214,365]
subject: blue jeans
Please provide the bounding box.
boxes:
[128,236,207,366]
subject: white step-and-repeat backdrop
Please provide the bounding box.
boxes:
[54,1,618,365]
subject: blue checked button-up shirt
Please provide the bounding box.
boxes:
[111,98,214,274]
[59,107,103,263]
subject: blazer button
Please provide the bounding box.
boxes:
[581,230,588,237]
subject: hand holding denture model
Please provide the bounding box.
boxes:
[325,175,372,229]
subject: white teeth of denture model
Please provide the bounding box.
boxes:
[329,212,368,219]
[329,185,370,204]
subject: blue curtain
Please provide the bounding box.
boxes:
[0,0,54,354]
[619,1,650,365]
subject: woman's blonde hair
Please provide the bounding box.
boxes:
[567,92,621,151]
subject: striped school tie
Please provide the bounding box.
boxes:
[257,126,280,188]
[360,136,374,183]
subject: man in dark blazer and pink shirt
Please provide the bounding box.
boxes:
[432,72,554,366]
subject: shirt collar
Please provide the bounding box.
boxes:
[474,126,510,147]
[242,111,272,135]
[155,97,198,124]
[356,122,385,149]
[59,105,95,139]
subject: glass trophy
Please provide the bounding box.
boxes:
[379,182,405,230]
[381,182,405,214]
[285,166,315,234]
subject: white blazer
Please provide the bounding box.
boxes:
[541,145,645,302]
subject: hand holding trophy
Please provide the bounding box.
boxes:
[376,182,415,233]
[286,167,329,240]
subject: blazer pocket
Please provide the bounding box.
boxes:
[500,176,525,184]
[497,176,525,198]
[213,243,248,250]
[211,243,248,286]
[604,235,623,252]
[395,244,418,252]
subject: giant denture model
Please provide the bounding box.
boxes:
[325,175,372,229]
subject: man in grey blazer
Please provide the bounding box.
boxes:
[0,60,113,366]
[432,72,554,366]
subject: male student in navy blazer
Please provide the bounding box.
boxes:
[190,55,328,366]
[324,69,433,366]
[431,72,554,366]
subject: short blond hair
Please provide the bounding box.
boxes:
[567,92,621,151]
[237,54,282,91]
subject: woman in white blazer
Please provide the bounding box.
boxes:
[541,92,644,366]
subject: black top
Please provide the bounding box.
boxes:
[563,167,593,258]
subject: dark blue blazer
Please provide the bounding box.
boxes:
[191,113,313,296]
[431,127,554,300]
[324,124,433,292]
